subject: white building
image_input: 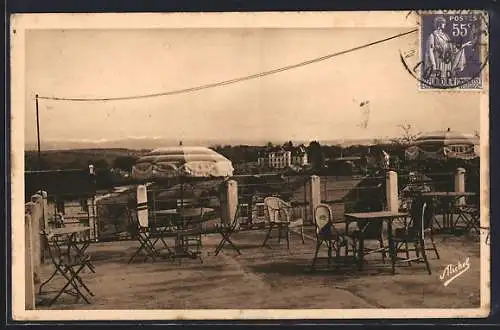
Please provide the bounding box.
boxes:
[291,146,308,166]
[258,146,308,169]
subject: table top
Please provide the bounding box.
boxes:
[50,226,91,236]
[154,208,215,216]
[345,211,409,220]
[420,191,476,198]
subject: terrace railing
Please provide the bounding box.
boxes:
[44,192,99,241]
[38,167,479,243]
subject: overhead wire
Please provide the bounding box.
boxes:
[37,29,417,102]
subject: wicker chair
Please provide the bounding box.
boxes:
[261,196,305,249]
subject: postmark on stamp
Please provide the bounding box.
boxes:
[400,11,488,91]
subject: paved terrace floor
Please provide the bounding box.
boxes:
[36,229,482,310]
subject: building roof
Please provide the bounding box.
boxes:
[414,129,478,146]
[291,146,307,156]
[259,146,307,157]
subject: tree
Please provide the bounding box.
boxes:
[93,158,109,169]
[67,159,87,169]
[307,141,325,171]
[321,145,342,160]
[113,156,138,172]
[393,123,419,146]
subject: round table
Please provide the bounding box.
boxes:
[154,207,215,217]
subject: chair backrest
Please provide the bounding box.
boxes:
[136,208,149,228]
[40,230,63,264]
[420,202,428,238]
[180,207,205,230]
[410,198,434,230]
[264,197,289,223]
[137,185,149,228]
[314,204,332,237]
[126,206,140,235]
[255,202,266,219]
[406,201,429,239]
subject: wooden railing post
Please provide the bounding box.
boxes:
[220,180,238,225]
[385,170,399,212]
[24,213,35,310]
[454,167,466,206]
[26,201,42,274]
[308,175,321,224]
[38,191,49,263]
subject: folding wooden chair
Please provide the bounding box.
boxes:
[454,199,480,234]
[68,230,95,273]
[39,230,94,306]
[215,204,242,256]
[127,207,162,263]
[262,196,305,249]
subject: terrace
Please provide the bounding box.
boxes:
[24,167,485,311]
[34,231,480,310]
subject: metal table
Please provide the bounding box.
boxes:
[39,226,94,296]
[345,211,409,272]
[420,192,476,230]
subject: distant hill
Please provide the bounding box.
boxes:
[24,148,148,171]
[25,136,394,151]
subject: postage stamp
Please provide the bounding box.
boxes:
[418,12,486,90]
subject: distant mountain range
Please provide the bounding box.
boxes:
[25,136,395,151]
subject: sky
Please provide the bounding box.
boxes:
[24,27,481,146]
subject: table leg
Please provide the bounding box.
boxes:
[69,232,95,272]
[449,207,455,230]
[67,233,75,263]
[357,228,365,271]
[215,232,227,255]
[38,268,58,294]
[151,228,173,255]
[446,199,454,229]
[262,223,274,247]
[345,220,362,270]
[388,219,396,275]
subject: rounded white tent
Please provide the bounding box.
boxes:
[405,129,479,161]
[132,146,234,180]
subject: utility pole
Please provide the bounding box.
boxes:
[35,94,41,169]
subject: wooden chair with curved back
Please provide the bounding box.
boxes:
[311,204,358,270]
[391,202,432,275]
[262,196,305,249]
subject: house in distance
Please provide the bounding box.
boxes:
[257,145,308,169]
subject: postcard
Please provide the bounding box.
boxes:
[10,11,490,320]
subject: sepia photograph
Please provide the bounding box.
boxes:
[10,11,490,320]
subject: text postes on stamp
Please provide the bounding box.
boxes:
[401,11,488,91]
